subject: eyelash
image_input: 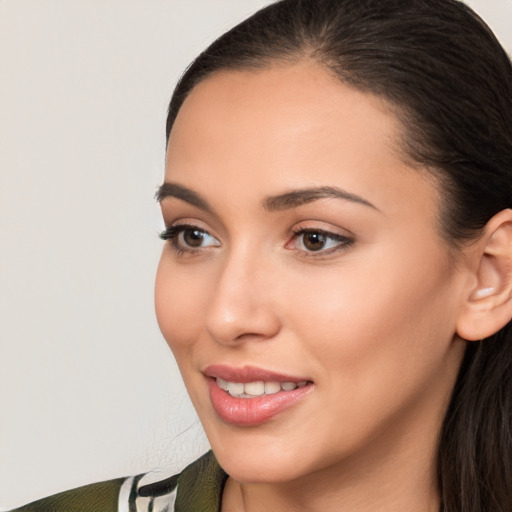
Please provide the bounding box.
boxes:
[289,228,354,256]
[159,224,219,255]
[159,224,354,257]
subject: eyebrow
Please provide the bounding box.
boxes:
[156,182,378,213]
[156,182,213,213]
[263,186,379,212]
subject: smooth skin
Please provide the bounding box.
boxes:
[155,61,512,512]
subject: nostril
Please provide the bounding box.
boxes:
[234,331,271,342]
[205,309,281,346]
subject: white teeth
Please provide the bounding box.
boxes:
[226,382,244,397]
[264,381,281,394]
[244,381,265,396]
[217,378,229,391]
[217,378,307,398]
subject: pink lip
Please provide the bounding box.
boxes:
[204,365,313,427]
[204,364,309,383]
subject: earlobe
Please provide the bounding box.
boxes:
[456,209,512,341]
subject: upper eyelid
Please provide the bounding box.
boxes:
[161,212,224,236]
[163,219,217,236]
[291,226,350,237]
[162,223,216,238]
[291,228,353,244]
[290,220,355,237]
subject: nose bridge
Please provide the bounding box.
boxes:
[204,242,279,344]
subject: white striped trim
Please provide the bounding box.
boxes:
[118,476,135,512]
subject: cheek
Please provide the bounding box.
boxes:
[154,253,206,360]
[284,244,458,388]
[276,248,460,462]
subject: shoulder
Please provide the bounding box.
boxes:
[6,451,227,512]
[6,477,126,512]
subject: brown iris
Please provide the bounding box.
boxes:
[183,228,206,247]
[302,232,327,251]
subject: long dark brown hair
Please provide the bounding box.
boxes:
[165,1,512,510]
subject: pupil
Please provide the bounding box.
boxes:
[304,232,325,251]
[184,229,204,247]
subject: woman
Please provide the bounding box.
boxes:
[9,0,512,511]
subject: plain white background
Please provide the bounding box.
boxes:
[1,0,511,508]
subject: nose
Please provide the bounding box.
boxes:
[204,250,281,345]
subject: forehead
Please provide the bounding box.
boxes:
[168,61,404,161]
[165,62,438,225]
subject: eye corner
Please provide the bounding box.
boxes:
[159,227,173,241]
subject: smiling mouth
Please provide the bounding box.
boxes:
[205,366,314,425]
[216,378,309,398]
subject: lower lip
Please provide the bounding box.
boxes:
[207,378,312,427]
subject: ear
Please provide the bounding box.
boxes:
[456,209,512,341]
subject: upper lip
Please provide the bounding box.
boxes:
[203,364,311,383]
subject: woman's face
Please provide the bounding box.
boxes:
[155,62,467,484]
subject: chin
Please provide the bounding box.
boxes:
[218,453,303,484]
[207,428,314,484]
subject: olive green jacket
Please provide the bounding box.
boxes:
[7,451,227,512]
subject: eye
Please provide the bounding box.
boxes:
[160,224,220,252]
[289,228,353,254]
